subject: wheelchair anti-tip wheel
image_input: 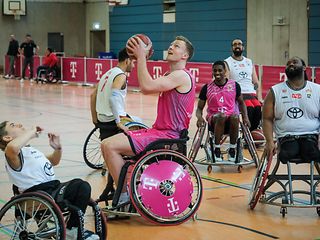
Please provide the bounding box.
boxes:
[248,151,273,210]
[0,192,66,240]
[188,124,206,162]
[83,122,149,170]
[130,150,203,225]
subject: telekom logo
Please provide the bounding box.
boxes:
[188,68,199,82]
[70,62,77,78]
[153,66,163,78]
[95,63,103,80]
[167,197,180,213]
[279,72,287,82]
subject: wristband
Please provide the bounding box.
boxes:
[54,146,62,151]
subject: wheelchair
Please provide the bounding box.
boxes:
[0,189,107,239]
[249,139,320,217]
[102,130,203,225]
[83,121,148,176]
[189,122,259,173]
[36,65,61,84]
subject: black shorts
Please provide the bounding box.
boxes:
[278,134,320,163]
[96,120,121,140]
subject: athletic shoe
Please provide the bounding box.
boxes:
[66,227,77,240]
[83,230,100,240]
[228,148,236,162]
[66,227,99,240]
[4,74,9,79]
[20,78,24,83]
[30,78,34,83]
[214,148,222,162]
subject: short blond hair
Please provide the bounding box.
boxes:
[175,36,194,61]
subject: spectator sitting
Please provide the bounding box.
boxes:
[37,47,58,81]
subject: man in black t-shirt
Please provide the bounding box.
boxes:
[5,35,19,79]
[19,34,39,82]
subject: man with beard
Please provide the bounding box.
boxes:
[90,48,135,202]
[225,39,261,131]
[263,56,320,163]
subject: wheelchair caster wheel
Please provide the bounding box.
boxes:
[237,165,243,173]
[280,207,287,217]
[207,165,212,173]
[101,168,107,176]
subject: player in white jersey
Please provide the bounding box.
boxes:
[90,48,135,203]
[263,57,320,163]
[0,121,100,240]
[225,38,262,131]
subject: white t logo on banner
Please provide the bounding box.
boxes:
[153,66,163,79]
[95,63,103,80]
[188,68,199,82]
[70,62,77,78]
[279,72,287,82]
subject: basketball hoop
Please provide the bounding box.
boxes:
[107,0,121,12]
[12,10,20,20]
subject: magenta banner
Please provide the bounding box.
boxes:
[62,57,85,83]
[86,58,112,84]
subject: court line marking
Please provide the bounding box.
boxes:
[196,216,279,239]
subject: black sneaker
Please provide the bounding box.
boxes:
[214,148,222,161]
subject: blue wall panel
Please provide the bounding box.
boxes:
[110,0,247,62]
[309,1,320,66]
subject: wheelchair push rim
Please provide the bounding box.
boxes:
[0,192,66,240]
[130,150,203,225]
[188,124,206,162]
[248,151,273,210]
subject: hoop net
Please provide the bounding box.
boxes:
[12,10,21,21]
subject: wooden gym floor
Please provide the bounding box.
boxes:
[0,78,319,240]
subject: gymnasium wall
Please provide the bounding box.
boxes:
[0,2,86,68]
[109,0,247,62]
[309,0,320,66]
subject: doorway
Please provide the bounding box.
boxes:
[90,30,106,58]
[48,32,64,55]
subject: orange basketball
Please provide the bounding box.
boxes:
[126,33,154,60]
[251,129,266,147]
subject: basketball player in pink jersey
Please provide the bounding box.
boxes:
[101,36,195,205]
[196,61,250,161]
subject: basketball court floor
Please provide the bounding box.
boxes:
[0,78,319,240]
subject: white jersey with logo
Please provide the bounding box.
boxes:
[272,81,320,138]
[225,56,256,94]
[5,146,56,192]
[96,67,127,122]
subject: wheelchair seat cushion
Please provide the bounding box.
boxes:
[278,134,320,164]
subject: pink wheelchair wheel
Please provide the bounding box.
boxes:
[130,150,202,225]
[137,160,193,217]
